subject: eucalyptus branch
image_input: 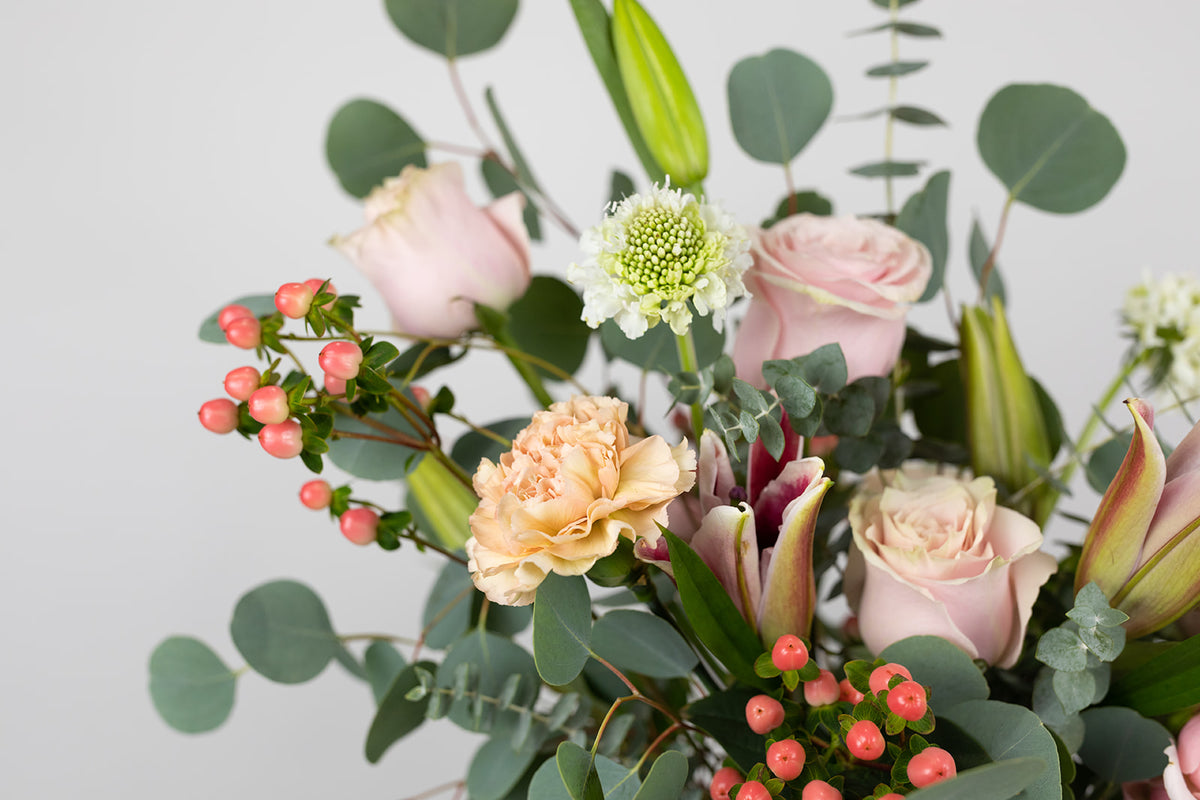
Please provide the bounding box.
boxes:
[978,197,1013,303]
[884,0,901,216]
[398,780,466,800]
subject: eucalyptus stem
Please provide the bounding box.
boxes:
[1058,352,1147,490]
[884,0,900,216]
[676,330,705,446]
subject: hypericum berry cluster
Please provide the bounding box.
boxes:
[708,636,957,800]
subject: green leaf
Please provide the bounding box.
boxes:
[870,0,921,7]
[591,610,698,678]
[726,48,833,165]
[533,574,593,686]
[631,750,688,800]
[421,561,475,649]
[663,531,765,688]
[529,758,572,800]
[977,84,1125,213]
[850,160,924,177]
[383,0,518,58]
[851,21,942,37]
[879,636,989,710]
[229,580,337,684]
[1051,668,1096,716]
[557,741,604,800]
[326,99,426,198]
[197,295,276,343]
[567,0,663,182]
[508,277,591,380]
[1107,633,1200,716]
[892,105,947,126]
[896,170,951,302]
[436,630,539,733]
[595,755,643,800]
[327,405,423,480]
[1078,707,1170,783]
[365,661,435,762]
[600,312,724,373]
[762,190,833,227]
[451,417,528,474]
[1036,628,1088,672]
[823,384,876,437]
[481,158,542,241]
[866,60,928,77]
[609,170,636,205]
[969,219,1007,304]
[906,758,1048,800]
[939,700,1060,800]
[364,641,407,704]
[468,735,542,800]
[1085,431,1134,494]
[148,637,237,733]
[795,343,847,393]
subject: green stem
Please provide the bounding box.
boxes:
[1059,353,1146,490]
[485,314,555,409]
[676,330,705,446]
[884,0,900,216]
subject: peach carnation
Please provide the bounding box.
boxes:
[466,396,695,606]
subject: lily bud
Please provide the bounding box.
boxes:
[960,297,1055,525]
[611,0,708,186]
[406,456,479,550]
[1077,399,1200,637]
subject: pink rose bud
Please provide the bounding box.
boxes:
[319,341,363,381]
[257,420,303,459]
[299,480,333,510]
[803,669,840,706]
[198,398,239,434]
[339,508,379,546]
[224,317,261,349]
[274,282,315,319]
[247,385,290,425]
[223,366,260,402]
[217,304,254,332]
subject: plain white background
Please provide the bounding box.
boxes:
[5,1,1199,797]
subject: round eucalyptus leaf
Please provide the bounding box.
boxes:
[591,610,697,679]
[507,277,591,380]
[384,0,518,59]
[977,84,1125,213]
[230,580,338,684]
[727,48,832,165]
[327,405,424,480]
[1079,706,1171,783]
[435,630,538,732]
[148,637,237,734]
[879,635,989,710]
[197,294,276,343]
[326,99,426,199]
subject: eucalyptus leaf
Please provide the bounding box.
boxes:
[326,99,426,198]
[866,60,928,77]
[892,105,947,126]
[197,294,276,343]
[939,700,1060,800]
[631,750,688,800]
[599,312,724,373]
[364,641,408,704]
[468,735,542,800]
[1035,627,1088,673]
[850,160,924,177]
[1085,431,1134,494]
[557,741,604,800]
[591,610,698,678]
[384,0,518,58]
[436,630,539,733]
[879,636,989,710]
[969,218,1007,304]
[481,158,542,241]
[1079,707,1170,783]
[508,277,591,380]
[421,561,475,650]
[229,580,338,684]
[727,48,833,165]
[906,758,1048,800]
[450,417,528,475]
[533,574,593,686]
[365,661,436,763]
[328,405,423,480]
[148,637,237,734]
[762,190,833,227]
[895,170,950,302]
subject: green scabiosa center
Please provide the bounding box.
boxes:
[617,205,706,297]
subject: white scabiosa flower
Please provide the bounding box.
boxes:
[567,182,751,339]
[1122,271,1200,396]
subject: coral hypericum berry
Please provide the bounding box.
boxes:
[217,304,254,331]
[340,508,379,546]
[710,767,741,800]
[771,634,809,672]
[887,680,928,721]
[274,282,315,318]
[225,316,261,349]
[801,779,841,800]
[869,663,913,695]
[319,341,363,381]
[223,366,260,401]
[247,385,290,425]
[735,781,771,800]
[907,747,956,788]
[299,480,334,510]
[745,695,785,735]
[257,420,303,459]
[845,719,885,761]
[804,669,840,706]
[766,739,806,781]
[304,278,337,309]
[324,374,347,396]
[839,678,864,704]
[198,398,239,434]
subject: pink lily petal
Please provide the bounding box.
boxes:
[757,469,831,644]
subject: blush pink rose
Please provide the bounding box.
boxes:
[466,396,695,606]
[332,162,531,339]
[732,214,932,385]
[845,462,1057,668]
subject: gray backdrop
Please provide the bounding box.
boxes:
[5,1,1197,797]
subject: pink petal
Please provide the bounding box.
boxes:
[753,456,824,547]
[688,505,762,626]
[758,473,832,643]
[747,411,802,508]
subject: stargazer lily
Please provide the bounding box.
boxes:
[1076,398,1200,637]
[639,426,832,643]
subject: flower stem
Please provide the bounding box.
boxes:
[884,0,900,217]
[487,320,555,409]
[676,330,705,446]
[1059,352,1146,490]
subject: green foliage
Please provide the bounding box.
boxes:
[850,160,924,177]
[384,0,518,58]
[230,580,338,684]
[481,158,542,241]
[450,417,528,474]
[727,48,833,165]
[365,661,435,762]
[686,689,764,771]
[468,735,543,800]
[939,700,1061,800]
[879,636,989,710]
[326,99,426,198]
[1107,632,1200,716]
[600,312,724,373]
[865,61,928,78]
[148,637,237,733]
[435,630,539,733]
[557,740,604,800]
[969,219,1007,304]
[363,641,407,704]
[851,21,942,37]
[197,294,276,343]
[590,610,698,679]
[533,574,593,686]
[906,758,1049,800]
[1085,431,1134,493]
[507,277,591,380]
[895,170,950,302]
[327,405,423,480]
[631,750,688,800]
[977,84,1125,214]
[1078,707,1171,783]
[762,189,833,227]
[421,561,475,649]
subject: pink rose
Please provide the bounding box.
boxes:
[845,462,1056,667]
[332,162,531,339]
[732,214,932,385]
[466,396,695,606]
[1125,715,1200,800]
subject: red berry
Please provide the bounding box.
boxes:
[299,479,333,510]
[217,304,254,331]
[709,767,741,800]
[766,739,806,781]
[304,278,337,309]
[869,663,913,695]
[745,694,785,735]
[804,669,840,706]
[198,398,239,434]
[274,282,315,318]
[879,795,904,800]
[248,385,290,425]
[887,680,928,721]
[323,374,347,396]
[771,634,809,672]
[319,341,363,381]
[340,508,379,546]
[225,316,261,349]
[735,781,771,800]
[839,678,864,704]
[845,719,885,761]
[907,747,956,788]
[801,779,840,800]
[257,420,303,458]
[224,366,260,401]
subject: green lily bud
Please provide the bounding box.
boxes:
[960,297,1055,524]
[406,455,478,550]
[611,0,708,186]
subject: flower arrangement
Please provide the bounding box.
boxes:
[154,2,1200,799]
